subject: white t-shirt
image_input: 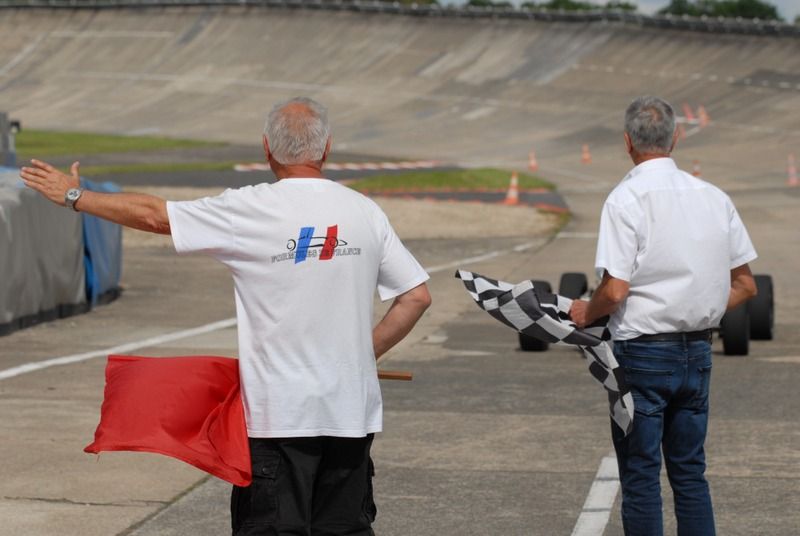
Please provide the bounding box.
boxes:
[595,158,757,341]
[166,178,429,438]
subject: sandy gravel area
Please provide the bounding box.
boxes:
[122,186,562,248]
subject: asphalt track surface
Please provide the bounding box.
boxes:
[1,6,800,536]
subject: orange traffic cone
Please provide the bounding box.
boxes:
[528,150,539,173]
[581,144,592,165]
[692,160,702,177]
[504,171,520,205]
[697,106,710,128]
[683,103,696,122]
[788,154,798,187]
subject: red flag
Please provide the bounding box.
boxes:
[85,355,251,486]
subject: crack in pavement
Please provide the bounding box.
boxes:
[0,495,169,508]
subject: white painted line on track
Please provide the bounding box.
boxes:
[51,30,174,38]
[424,240,541,274]
[0,239,545,381]
[0,318,237,381]
[557,231,598,239]
[0,35,45,77]
[571,453,620,536]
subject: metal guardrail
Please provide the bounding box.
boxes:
[0,112,21,168]
[0,0,798,37]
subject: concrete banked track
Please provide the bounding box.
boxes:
[1,5,799,183]
[3,6,800,536]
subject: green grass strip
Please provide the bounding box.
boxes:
[349,168,553,192]
[16,129,223,159]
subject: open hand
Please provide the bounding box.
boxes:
[19,159,81,206]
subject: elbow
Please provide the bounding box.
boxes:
[607,291,626,306]
[143,213,171,235]
[145,200,171,235]
[406,284,432,313]
[421,292,432,311]
[415,288,432,312]
[605,286,629,306]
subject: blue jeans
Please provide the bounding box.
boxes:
[611,338,716,536]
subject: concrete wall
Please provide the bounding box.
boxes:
[0,6,798,177]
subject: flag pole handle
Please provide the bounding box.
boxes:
[377,370,413,381]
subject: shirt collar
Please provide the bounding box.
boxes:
[624,157,677,181]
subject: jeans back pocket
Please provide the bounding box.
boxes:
[624,366,674,416]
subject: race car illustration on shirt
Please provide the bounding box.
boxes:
[286,225,348,263]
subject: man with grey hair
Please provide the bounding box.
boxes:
[21,97,431,535]
[570,96,757,535]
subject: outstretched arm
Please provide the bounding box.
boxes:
[373,283,432,359]
[20,159,171,235]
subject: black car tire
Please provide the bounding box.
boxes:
[748,274,774,340]
[721,304,749,356]
[559,272,589,299]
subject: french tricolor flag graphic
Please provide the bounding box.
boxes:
[295,225,338,264]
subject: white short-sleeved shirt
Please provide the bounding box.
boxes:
[595,158,757,341]
[167,178,429,438]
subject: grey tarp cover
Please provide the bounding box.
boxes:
[0,167,86,334]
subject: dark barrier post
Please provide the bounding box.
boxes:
[0,112,20,168]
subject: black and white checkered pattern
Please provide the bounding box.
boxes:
[455,270,634,435]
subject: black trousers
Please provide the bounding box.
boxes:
[231,435,376,536]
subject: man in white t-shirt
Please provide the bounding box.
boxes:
[569,96,757,536]
[21,97,431,535]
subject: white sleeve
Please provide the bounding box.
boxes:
[376,213,429,301]
[728,201,757,269]
[167,190,237,260]
[594,201,638,282]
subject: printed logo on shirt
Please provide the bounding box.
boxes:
[271,225,362,264]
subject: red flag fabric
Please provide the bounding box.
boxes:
[85,355,252,486]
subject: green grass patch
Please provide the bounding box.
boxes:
[78,161,239,177]
[16,129,224,159]
[349,168,553,192]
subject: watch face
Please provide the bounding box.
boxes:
[67,189,80,201]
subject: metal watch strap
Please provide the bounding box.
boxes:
[65,188,83,211]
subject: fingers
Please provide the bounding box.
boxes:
[21,178,43,192]
[30,159,57,173]
[19,167,45,182]
[70,161,81,178]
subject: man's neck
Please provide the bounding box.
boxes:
[273,163,326,180]
[630,152,670,166]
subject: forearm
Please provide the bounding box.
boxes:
[372,284,431,359]
[585,291,622,325]
[571,271,630,328]
[727,264,757,310]
[20,159,170,234]
[75,191,171,235]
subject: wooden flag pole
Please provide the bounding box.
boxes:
[377,370,413,381]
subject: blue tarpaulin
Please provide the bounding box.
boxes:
[81,178,122,305]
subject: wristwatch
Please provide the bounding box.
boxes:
[65,188,84,211]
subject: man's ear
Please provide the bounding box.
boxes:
[263,135,270,162]
[623,132,633,155]
[669,129,679,153]
[321,137,332,163]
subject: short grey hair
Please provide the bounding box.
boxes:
[265,97,330,165]
[624,96,676,154]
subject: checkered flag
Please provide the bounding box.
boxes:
[455,270,634,436]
